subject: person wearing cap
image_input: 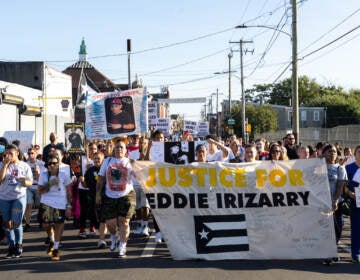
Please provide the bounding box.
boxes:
[181,131,193,141]
[38,152,73,261]
[107,97,135,134]
[0,144,33,258]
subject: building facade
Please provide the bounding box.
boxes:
[0,61,72,147]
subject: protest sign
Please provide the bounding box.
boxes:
[134,159,337,260]
[85,88,148,140]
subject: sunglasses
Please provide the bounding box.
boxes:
[288,138,295,140]
[28,152,35,155]
[48,162,59,166]
[272,150,281,153]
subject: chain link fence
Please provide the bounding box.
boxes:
[255,125,360,150]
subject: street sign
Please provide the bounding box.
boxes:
[246,123,251,133]
[228,118,235,125]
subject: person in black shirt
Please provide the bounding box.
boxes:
[83,152,106,248]
[42,132,65,163]
[285,133,299,159]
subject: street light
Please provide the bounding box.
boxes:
[235,24,292,37]
[235,1,299,144]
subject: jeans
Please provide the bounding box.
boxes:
[0,196,26,246]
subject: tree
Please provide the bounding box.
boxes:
[231,103,278,140]
[245,75,360,127]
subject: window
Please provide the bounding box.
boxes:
[288,111,292,122]
[301,110,307,121]
[313,111,320,121]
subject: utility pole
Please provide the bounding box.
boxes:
[228,52,233,117]
[291,0,299,144]
[212,88,222,136]
[203,104,207,121]
[127,39,132,89]
[230,39,253,142]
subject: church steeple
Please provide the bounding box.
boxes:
[79,38,87,61]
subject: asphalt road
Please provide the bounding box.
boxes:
[0,215,359,280]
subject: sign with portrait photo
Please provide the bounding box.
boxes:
[85,87,148,140]
[64,123,85,154]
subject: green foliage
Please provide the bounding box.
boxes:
[231,104,278,139]
[245,75,360,128]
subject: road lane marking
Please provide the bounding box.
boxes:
[141,233,156,257]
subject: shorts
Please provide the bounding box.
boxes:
[102,191,136,221]
[135,187,150,210]
[26,187,40,206]
[96,194,106,223]
[40,203,66,223]
[0,196,26,224]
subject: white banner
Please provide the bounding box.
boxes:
[155,118,171,136]
[85,88,148,140]
[157,97,206,104]
[197,121,209,136]
[183,120,198,135]
[134,159,337,260]
[148,101,157,126]
[3,131,35,154]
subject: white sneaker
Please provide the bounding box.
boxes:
[118,243,127,258]
[155,232,162,243]
[134,225,142,235]
[109,236,117,251]
[141,226,150,237]
[97,239,107,249]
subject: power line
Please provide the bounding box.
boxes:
[43,4,287,64]
[271,62,291,84]
[300,31,360,67]
[300,7,360,54]
[267,24,360,85]
[245,12,290,78]
[138,48,229,77]
[243,2,287,25]
[300,25,360,60]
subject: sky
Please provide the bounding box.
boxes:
[1,0,360,121]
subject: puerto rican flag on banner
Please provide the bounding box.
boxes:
[194,214,249,254]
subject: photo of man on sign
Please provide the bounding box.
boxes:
[105,96,136,134]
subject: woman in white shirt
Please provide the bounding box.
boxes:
[0,144,33,258]
[38,153,72,261]
[95,140,136,258]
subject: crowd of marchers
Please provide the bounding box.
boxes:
[0,130,359,264]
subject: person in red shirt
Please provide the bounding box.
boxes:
[255,139,269,160]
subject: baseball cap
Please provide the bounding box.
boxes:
[111,98,122,105]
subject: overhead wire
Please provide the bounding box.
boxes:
[245,10,290,79]
[300,25,360,61]
[139,48,229,77]
[300,7,360,54]
[266,23,360,85]
[300,29,360,67]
